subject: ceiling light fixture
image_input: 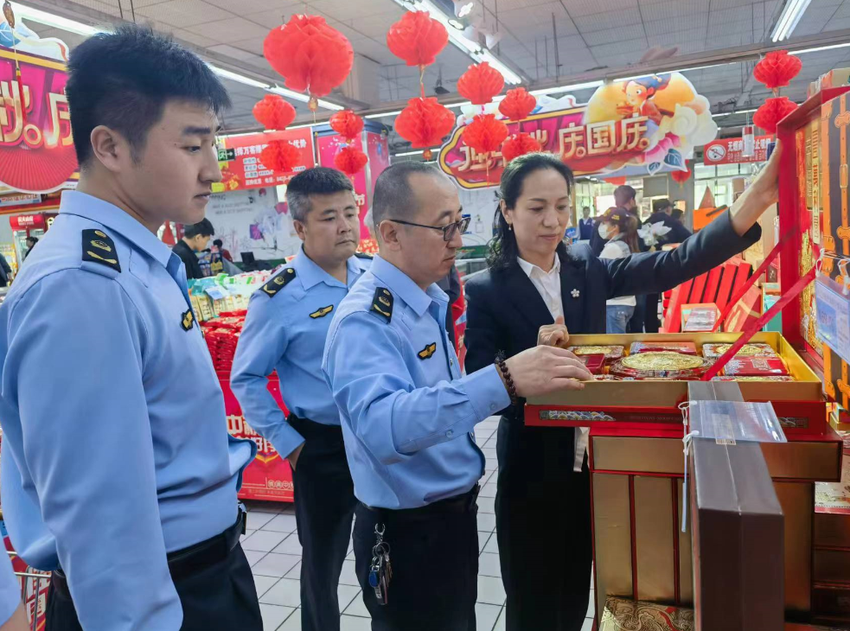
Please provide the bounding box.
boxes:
[529,80,603,97]
[393,0,522,84]
[456,2,475,18]
[793,42,850,55]
[711,108,758,118]
[365,110,403,119]
[772,0,812,42]
[394,149,427,157]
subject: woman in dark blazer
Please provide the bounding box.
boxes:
[464,151,778,631]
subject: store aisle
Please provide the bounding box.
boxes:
[243,418,596,631]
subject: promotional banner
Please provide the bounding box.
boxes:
[439,72,718,189]
[0,19,76,194]
[703,135,772,165]
[216,128,315,192]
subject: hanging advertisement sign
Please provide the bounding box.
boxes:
[439,72,718,189]
[703,135,772,165]
[215,128,315,192]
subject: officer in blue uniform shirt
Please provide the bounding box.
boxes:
[322,163,593,631]
[0,27,261,631]
[0,552,26,631]
[231,167,369,631]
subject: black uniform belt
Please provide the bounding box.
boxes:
[360,484,480,519]
[51,504,247,598]
[288,413,343,438]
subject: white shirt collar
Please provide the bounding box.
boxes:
[517,254,560,279]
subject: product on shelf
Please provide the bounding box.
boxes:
[201,310,247,373]
[567,345,624,364]
[702,342,778,359]
[723,356,789,377]
[629,341,697,355]
[712,375,794,382]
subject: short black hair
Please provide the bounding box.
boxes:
[614,185,637,206]
[65,25,230,166]
[213,239,223,248]
[286,167,354,222]
[371,162,450,228]
[26,236,38,245]
[653,198,673,213]
[184,218,215,238]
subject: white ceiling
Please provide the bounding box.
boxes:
[23,0,850,149]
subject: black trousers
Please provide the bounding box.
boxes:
[45,534,262,631]
[495,416,592,631]
[644,294,661,333]
[353,487,479,631]
[289,415,357,631]
[628,295,646,333]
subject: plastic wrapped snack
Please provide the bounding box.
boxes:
[702,342,777,359]
[722,356,789,377]
[611,351,711,380]
[578,353,606,375]
[567,345,624,364]
[629,341,697,355]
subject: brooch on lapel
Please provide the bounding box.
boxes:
[571,289,581,299]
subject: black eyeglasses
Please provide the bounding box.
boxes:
[389,216,471,242]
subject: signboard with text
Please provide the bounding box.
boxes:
[703,135,772,165]
[215,128,315,192]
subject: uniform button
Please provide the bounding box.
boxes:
[446,429,454,437]
[450,358,454,366]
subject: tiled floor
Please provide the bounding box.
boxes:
[243,418,596,631]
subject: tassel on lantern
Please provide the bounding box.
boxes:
[253,95,297,130]
[753,97,798,134]
[260,140,302,172]
[500,133,541,163]
[334,146,368,176]
[457,62,505,106]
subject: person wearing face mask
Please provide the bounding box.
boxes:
[597,208,640,333]
[464,150,781,631]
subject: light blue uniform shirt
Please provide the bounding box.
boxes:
[322,255,510,509]
[0,551,19,626]
[0,191,255,631]
[231,248,369,458]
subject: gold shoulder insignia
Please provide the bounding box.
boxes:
[181,309,195,331]
[82,229,120,272]
[309,305,334,319]
[418,342,437,360]
[260,268,296,298]
[370,287,393,323]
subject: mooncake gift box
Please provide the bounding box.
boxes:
[703,342,778,359]
[723,356,789,377]
[598,598,694,631]
[629,341,697,355]
[610,351,711,380]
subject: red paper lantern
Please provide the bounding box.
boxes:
[260,140,302,172]
[264,15,354,107]
[464,114,509,154]
[334,146,368,176]
[753,51,802,90]
[753,96,798,133]
[386,11,448,68]
[500,133,541,163]
[457,62,505,106]
[606,176,627,186]
[252,95,297,130]
[671,166,691,184]
[499,88,537,122]
[395,97,456,149]
[329,110,364,140]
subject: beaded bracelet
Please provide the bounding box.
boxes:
[495,352,517,405]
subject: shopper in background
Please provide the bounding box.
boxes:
[578,206,594,240]
[464,149,780,631]
[590,185,637,256]
[597,208,640,333]
[173,218,215,279]
[322,162,593,630]
[22,236,37,260]
[231,167,369,631]
[0,251,11,287]
[0,26,261,631]
[213,238,233,262]
[643,199,693,332]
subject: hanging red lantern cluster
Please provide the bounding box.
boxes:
[753,50,802,90]
[464,114,508,154]
[500,133,541,163]
[671,165,691,184]
[329,110,364,141]
[457,62,505,105]
[753,96,798,133]
[395,96,455,160]
[264,15,354,110]
[334,146,368,176]
[252,95,297,130]
[386,11,448,69]
[261,140,302,172]
[499,87,537,121]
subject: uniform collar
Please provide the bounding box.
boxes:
[292,247,362,290]
[59,191,175,268]
[371,255,446,317]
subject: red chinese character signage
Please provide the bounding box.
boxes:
[703,135,772,165]
[216,128,315,192]
[439,72,719,189]
[0,46,76,193]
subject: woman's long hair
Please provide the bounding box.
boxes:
[487,153,575,271]
[600,207,640,253]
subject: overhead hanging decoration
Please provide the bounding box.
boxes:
[457,62,505,106]
[499,87,537,121]
[386,10,448,97]
[334,146,369,176]
[260,140,302,172]
[500,133,541,164]
[252,94,297,130]
[329,110,364,141]
[753,96,798,134]
[395,96,455,161]
[264,14,354,112]
[753,50,802,91]
[671,163,691,185]
[463,114,509,181]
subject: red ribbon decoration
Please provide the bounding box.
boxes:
[701,266,816,381]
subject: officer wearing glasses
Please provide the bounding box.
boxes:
[322,162,592,630]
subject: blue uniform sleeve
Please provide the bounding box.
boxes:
[323,311,509,465]
[3,270,182,631]
[0,551,19,627]
[231,294,304,458]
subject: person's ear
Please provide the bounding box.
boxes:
[500,199,512,228]
[378,220,402,251]
[293,219,307,241]
[89,125,131,173]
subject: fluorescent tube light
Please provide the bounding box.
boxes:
[772,0,811,42]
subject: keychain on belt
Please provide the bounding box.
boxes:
[369,523,392,605]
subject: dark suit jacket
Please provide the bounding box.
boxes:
[464,210,760,422]
[646,211,692,245]
[172,240,204,280]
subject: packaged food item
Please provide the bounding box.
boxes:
[722,356,789,377]
[629,341,697,355]
[610,352,710,380]
[578,353,606,375]
[567,345,624,363]
[711,376,794,382]
[702,342,777,359]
